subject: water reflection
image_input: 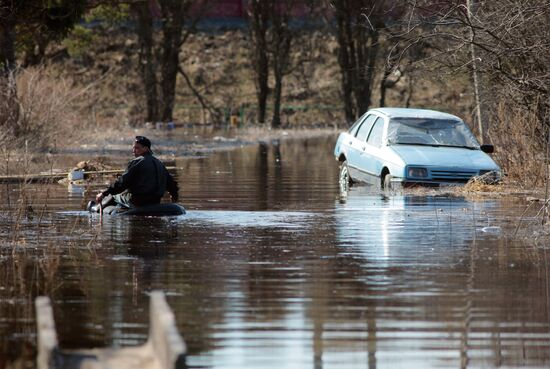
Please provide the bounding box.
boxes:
[332,186,550,369]
[335,186,497,260]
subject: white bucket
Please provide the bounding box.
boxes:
[68,170,84,181]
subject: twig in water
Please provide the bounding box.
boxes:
[513,201,537,238]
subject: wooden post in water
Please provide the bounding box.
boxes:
[35,291,187,369]
[35,297,58,369]
[148,291,187,369]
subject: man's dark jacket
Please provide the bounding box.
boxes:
[101,152,179,205]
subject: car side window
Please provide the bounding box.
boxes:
[355,115,377,142]
[348,114,367,136]
[367,118,385,147]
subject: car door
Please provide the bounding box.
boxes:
[346,114,377,179]
[361,117,386,177]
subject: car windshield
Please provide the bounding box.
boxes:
[387,118,480,148]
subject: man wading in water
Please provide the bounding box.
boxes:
[87,136,179,211]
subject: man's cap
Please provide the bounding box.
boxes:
[135,136,152,149]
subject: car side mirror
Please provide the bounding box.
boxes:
[480,144,494,154]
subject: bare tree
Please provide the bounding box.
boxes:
[0,4,17,81]
[0,3,18,133]
[0,0,86,138]
[385,0,550,184]
[248,0,270,125]
[330,0,387,123]
[247,0,297,128]
[396,1,550,139]
[132,1,159,122]
[130,0,204,123]
[159,0,194,122]
[270,0,294,128]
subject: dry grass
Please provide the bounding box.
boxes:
[462,180,503,193]
[0,67,87,153]
[488,101,546,188]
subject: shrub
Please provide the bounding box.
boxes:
[489,101,546,188]
[0,67,82,152]
[63,25,95,58]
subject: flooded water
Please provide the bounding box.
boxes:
[1,135,550,369]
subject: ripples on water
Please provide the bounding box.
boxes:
[1,136,550,369]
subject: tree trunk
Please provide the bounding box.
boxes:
[332,0,383,124]
[159,1,185,122]
[356,30,378,114]
[134,2,159,122]
[248,1,270,125]
[272,74,282,128]
[379,65,390,107]
[466,0,484,143]
[256,48,269,124]
[272,35,291,129]
[0,14,17,79]
[0,18,19,134]
[270,0,292,129]
[23,33,48,67]
[335,3,355,123]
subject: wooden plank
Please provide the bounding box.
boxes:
[0,167,180,183]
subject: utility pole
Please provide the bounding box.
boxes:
[466,0,484,143]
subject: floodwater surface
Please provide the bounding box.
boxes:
[1,135,550,369]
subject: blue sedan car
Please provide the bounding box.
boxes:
[334,108,501,189]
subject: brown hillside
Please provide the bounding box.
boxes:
[48,27,475,131]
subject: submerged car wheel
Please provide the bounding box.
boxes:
[383,173,393,190]
[339,160,353,191]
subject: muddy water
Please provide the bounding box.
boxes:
[1,136,550,369]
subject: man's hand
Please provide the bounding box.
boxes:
[96,192,105,204]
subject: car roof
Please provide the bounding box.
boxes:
[369,107,462,121]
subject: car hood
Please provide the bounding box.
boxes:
[389,145,499,169]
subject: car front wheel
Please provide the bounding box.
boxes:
[339,160,353,191]
[383,173,393,190]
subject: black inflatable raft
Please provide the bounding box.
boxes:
[88,202,186,216]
